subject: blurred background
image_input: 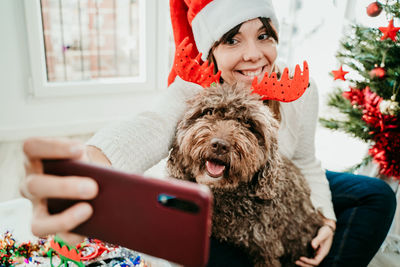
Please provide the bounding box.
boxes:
[0,0,399,265]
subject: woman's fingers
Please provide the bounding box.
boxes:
[23,137,85,160]
[32,201,93,237]
[311,226,329,249]
[295,260,313,267]
[26,174,98,200]
[297,226,334,266]
[21,137,101,239]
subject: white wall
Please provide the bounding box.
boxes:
[0,0,164,142]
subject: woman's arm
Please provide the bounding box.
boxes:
[290,78,336,266]
[86,77,202,173]
[290,78,336,221]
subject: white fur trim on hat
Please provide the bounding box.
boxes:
[191,0,280,61]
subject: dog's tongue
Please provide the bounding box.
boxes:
[206,160,225,178]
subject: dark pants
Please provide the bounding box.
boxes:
[207,171,397,267]
[320,171,396,267]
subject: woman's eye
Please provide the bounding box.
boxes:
[226,38,238,45]
[258,33,269,40]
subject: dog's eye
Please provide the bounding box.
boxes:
[239,118,251,128]
[202,108,214,117]
[244,120,265,146]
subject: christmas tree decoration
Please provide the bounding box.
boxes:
[379,98,399,115]
[369,131,400,178]
[321,1,400,180]
[369,66,386,79]
[379,19,400,41]
[332,66,349,81]
[366,1,383,17]
[342,87,365,106]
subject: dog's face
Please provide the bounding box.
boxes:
[169,84,279,189]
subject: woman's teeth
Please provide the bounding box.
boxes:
[240,68,263,77]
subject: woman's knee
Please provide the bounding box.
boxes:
[365,178,396,218]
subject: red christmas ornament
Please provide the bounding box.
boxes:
[369,131,400,180]
[366,2,382,17]
[342,87,365,106]
[332,66,349,81]
[379,19,400,41]
[343,86,400,179]
[369,66,386,79]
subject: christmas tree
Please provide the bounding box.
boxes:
[320,1,400,180]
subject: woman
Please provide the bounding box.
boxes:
[21,0,396,266]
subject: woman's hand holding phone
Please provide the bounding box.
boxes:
[21,137,110,245]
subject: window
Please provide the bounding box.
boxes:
[24,0,168,97]
[41,0,141,82]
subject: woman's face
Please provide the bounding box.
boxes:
[213,18,278,88]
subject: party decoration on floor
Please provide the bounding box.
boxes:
[0,231,45,266]
[331,66,349,81]
[1,232,148,266]
[366,1,383,17]
[379,19,400,41]
[48,235,84,267]
[321,1,400,180]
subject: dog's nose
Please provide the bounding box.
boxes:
[210,138,230,155]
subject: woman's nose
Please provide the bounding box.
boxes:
[242,41,263,62]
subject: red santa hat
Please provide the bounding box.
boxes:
[168,0,280,85]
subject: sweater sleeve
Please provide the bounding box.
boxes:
[86,77,202,173]
[291,79,337,221]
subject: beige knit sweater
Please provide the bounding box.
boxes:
[87,76,336,221]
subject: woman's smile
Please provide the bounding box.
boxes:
[234,65,269,82]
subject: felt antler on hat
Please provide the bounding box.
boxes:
[251,61,309,102]
[172,37,221,88]
[168,0,206,85]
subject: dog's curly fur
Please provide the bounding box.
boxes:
[167,84,323,266]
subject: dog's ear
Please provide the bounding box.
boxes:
[167,139,189,181]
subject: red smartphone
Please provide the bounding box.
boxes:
[43,159,212,267]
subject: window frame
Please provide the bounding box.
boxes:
[24,0,160,98]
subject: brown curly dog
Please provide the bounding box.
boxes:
[167,83,323,267]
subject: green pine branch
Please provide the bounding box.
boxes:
[343,155,373,174]
[382,0,400,18]
[319,89,372,142]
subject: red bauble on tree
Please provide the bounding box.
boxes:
[369,66,386,79]
[366,2,382,17]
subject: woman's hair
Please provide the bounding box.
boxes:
[207,17,281,122]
